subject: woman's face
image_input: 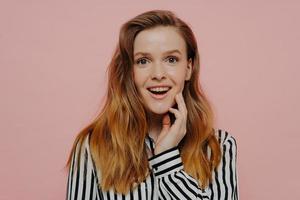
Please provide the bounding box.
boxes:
[133,26,192,115]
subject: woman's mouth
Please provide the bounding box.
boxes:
[147,87,171,100]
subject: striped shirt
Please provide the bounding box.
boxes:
[66,129,239,200]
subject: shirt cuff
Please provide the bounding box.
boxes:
[148,146,184,178]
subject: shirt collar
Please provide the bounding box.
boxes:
[145,134,155,153]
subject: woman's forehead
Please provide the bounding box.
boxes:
[133,26,186,56]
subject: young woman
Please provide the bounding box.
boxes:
[65,9,239,200]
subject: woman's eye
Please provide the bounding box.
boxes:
[136,58,148,65]
[167,56,178,64]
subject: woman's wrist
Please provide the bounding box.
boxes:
[154,145,178,155]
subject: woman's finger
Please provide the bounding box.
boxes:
[169,107,186,138]
[178,92,187,115]
[168,107,181,119]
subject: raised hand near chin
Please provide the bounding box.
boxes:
[154,92,187,155]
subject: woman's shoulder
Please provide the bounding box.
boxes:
[82,131,92,155]
[72,131,98,172]
[72,131,93,161]
[213,128,237,147]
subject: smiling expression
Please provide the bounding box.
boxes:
[133,26,193,115]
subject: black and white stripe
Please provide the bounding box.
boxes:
[66,129,239,200]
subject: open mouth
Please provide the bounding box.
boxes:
[147,87,171,99]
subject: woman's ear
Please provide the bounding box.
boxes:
[185,58,193,81]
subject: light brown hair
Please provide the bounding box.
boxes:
[65,9,221,194]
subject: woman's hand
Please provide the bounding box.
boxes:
[154,92,187,155]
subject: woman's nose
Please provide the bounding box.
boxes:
[151,62,166,80]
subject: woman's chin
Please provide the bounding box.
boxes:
[146,105,170,115]
[143,98,176,115]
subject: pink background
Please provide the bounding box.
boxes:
[1,1,299,199]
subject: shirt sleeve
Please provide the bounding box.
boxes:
[66,135,100,200]
[148,146,210,200]
[148,133,239,200]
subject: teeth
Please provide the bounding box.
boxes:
[148,87,170,92]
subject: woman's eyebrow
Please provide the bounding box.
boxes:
[134,49,182,57]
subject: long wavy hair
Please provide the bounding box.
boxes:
[65,9,221,194]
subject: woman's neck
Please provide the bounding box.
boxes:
[147,112,163,142]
